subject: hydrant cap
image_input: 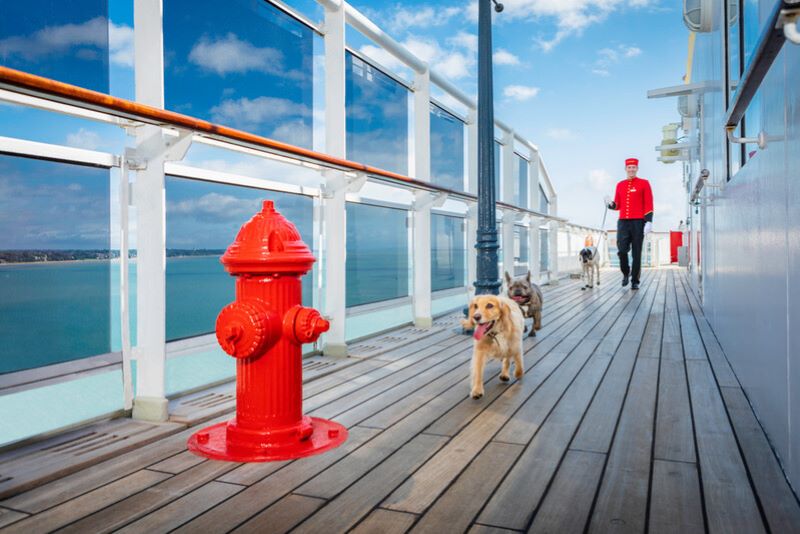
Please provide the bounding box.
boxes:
[221,200,315,274]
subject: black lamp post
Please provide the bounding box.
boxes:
[474,0,503,295]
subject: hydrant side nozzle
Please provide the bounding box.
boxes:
[215,299,280,359]
[283,306,330,345]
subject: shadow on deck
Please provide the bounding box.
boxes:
[1,267,799,533]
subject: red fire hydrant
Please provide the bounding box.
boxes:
[187,200,347,462]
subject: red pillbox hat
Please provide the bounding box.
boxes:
[625,158,639,166]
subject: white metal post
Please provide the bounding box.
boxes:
[321,2,348,357]
[412,68,433,327]
[132,0,168,421]
[528,149,540,282]
[466,111,478,293]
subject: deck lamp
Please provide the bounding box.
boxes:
[474,0,503,296]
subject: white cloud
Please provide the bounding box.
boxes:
[588,169,613,192]
[188,34,285,76]
[384,6,463,32]
[591,43,643,75]
[547,128,577,140]
[357,44,407,74]
[109,22,134,67]
[359,35,474,81]
[210,96,311,131]
[464,0,657,51]
[168,192,262,223]
[503,85,540,101]
[493,49,520,66]
[447,32,478,53]
[0,16,106,60]
[66,128,103,150]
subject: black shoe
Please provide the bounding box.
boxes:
[631,282,640,290]
[622,275,629,287]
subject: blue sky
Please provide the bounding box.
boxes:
[343,0,691,231]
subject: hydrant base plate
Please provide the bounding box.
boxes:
[187,417,348,463]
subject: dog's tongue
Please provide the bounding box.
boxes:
[473,322,491,340]
[512,296,527,303]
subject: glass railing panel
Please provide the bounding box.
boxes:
[514,225,529,276]
[345,53,409,175]
[0,0,109,92]
[539,184,549,215]
[0,155,111,374]
[163,0,314,147]
[516,154,528,209]
[431,213,466,292]
[430,104,465,191]
[165,175,313,341]
[539,227,550,272]
[345,202,409,307]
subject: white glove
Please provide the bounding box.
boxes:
[644,222,652,235]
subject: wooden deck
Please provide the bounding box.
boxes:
[1,267,799,533]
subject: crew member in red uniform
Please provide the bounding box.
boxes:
[606,158,653,290]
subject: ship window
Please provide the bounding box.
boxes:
[430,105,465,192]
[726,0,743,178]
[346,202,409,307]
[163,0,314,147]
[346,53,409,175]
[165,176,313,341]
[0,155,111,374]
[431,214,466,292]
[741,0,761,165]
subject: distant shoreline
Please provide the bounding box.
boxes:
[0,254,223,267]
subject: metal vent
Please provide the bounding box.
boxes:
[180,392,234,409]
[303,360,336,372]
[41,431,129,457]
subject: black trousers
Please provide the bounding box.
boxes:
[617,219,645,283]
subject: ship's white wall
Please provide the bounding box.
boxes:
[693,0,800,489]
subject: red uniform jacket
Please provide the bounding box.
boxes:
[612,177,653,221]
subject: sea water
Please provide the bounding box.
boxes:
[0,254,416,374]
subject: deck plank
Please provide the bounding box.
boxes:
[570,273,662,454]
[587,357,660,533]
[648,459,704,534]
[230,494,326,534]
[114,481,242,534]
[410,442,524,534]
[351,509,418,534]
[56,460,237,534]
[292,433,448,533]
[383,278,639,516]
[527,450,606,534]
[720,385,800,532]
[0,469,171,534]
[0,508,27,529]
[173,426,379,532]
[686,359,765,533]
[654,359,696,463]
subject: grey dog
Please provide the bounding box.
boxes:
[504,271,543,337]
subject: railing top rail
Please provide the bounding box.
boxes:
[725,0,797,130]
[0,66,564,222]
